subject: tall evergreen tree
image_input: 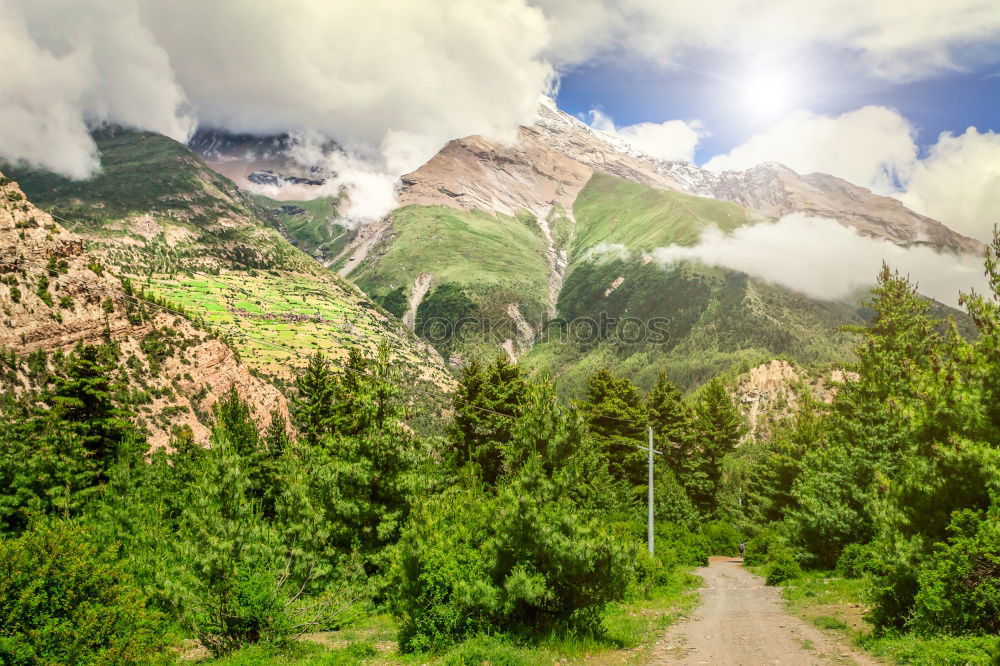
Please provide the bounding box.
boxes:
[646,371,697,483]
[0,344,139,533]
[579,369,646,487]
[689,378,744,517]
[448,356,529,485]
[292,352,337,445]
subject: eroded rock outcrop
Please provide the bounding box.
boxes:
[0,172,287,449]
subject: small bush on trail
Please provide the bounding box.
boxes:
[701,521,742,556]
[743,527,787,566]
[765,550,802,586]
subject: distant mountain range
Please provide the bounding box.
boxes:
[0,98,979,443]
[189,99,976,392]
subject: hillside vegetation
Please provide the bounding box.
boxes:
[345,204,553,357]
[569,171,757,253]
[251,194,350,264]
[3,236,998,663]
[521,173,866,393]
[4,131,450,391]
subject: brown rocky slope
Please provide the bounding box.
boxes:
[0,171,287,449]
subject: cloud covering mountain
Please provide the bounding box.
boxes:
[0,0,552,190]
[649,214,989,307]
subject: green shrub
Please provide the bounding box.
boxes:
[390,476,635,653]
[700,521,742,556]
[743,527,786,566]
[657,523,708,567]
[765,550,802,586]
[911,509,1000,635]
[0,522,169,665]
[441,636,532,666]
[836,542,876,579]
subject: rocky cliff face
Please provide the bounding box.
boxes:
[696,164,980,253]
[397,99,690,219]
[733,359,858,440]
[0,171,287,449]
[398,100,980,254]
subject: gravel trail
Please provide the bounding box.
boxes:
[653,557,880,665]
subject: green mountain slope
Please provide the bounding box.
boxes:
[4,131,450,390]
[251,194,351,263]
[570,172,758,252]
[517,173,864,393]
[342,205,553,358]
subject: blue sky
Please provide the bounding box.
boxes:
[557,49,1000,164]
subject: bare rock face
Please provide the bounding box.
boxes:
[702,164,981,254]
[397,99,691,218]
[733,359,858,441]
[399,101,980,256]
[0,172,287,449]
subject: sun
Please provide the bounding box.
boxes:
[742,68,795,120]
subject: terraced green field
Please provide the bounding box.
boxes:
[144,270,448,387]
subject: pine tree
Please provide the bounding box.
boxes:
[646,371,696,482]
[579,369,646,487]
[689,378,744,517]
[292,352,337,444]
[448,356,529,485]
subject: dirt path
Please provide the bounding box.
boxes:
[653,557,880,665]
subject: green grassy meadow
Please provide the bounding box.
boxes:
[569,172,758,255]
[251,194,351,262]
[772,570,1000,665]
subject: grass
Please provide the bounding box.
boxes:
[774,570,1000,665]
[349,204,549,302]
[195,568,701,665]
[142,270,450,390]
[569,171,758,256]
[251,194,350,262]
[516,172,869,394]
[345,205,553,355]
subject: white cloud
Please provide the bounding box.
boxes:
[137,0,553,178]
[648,213,987,308]
[703,106,917,194]
[532,0,1000,80]
[701,106,1000,242]
[589,110,703,163]
[0,0,553,221]
[0,0,193,179]
[898,128,1000,243]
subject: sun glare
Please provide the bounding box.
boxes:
[742,69,795,119]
